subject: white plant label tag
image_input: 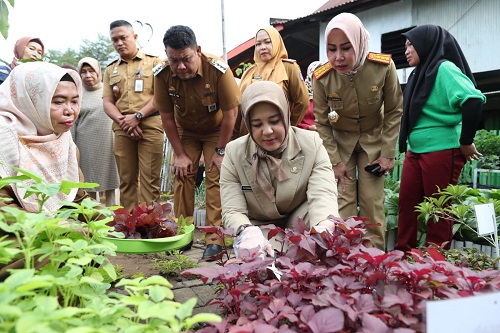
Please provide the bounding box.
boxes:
[474,203,496,236]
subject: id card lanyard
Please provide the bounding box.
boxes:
[134,68,144,92]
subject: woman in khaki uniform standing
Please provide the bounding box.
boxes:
[234,26,309,137]
[313,13,403,251]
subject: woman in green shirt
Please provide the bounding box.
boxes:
[395,25,486,252]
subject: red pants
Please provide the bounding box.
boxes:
[395,149,465,252]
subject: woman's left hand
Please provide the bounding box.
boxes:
[460,143,482,162]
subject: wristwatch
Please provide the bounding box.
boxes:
[135,112,144,120]
[235,224,252,237]
[215,147,225,156]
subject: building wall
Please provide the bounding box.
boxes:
[318,0,500,83]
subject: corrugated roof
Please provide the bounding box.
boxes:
[270,0,358,25]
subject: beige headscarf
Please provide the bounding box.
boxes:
[242,81,290,202]
[239,27,289,93]
[325,12,370,75]
[0,62,82,213]
[12,36,45,69]
[77,57,103,91]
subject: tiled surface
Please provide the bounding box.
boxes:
[110,228,222,314]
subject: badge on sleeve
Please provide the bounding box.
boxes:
[153,62,165,76]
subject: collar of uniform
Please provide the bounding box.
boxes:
[118,49,145,64]
[196,52,208,78]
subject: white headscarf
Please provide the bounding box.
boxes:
[0,62,82,212]
[325,12,370,75]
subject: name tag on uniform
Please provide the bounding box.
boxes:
[208,103,217,112]
[241,185,252,191]
[134,78,144,92]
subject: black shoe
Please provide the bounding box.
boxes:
[202,244,223,261]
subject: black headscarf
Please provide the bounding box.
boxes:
[398,25,476,152]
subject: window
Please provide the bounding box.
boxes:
[381,27,415,69]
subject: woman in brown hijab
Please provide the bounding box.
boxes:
[220,81,339,259]
[0,36,45,85]
[234,27,309,137]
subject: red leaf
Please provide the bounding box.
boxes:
[308,308,344,333]
[426,247,446,261]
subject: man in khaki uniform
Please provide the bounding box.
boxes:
[103,20,164,211]
[154,25,241,260]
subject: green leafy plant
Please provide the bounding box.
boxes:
[474,129,500,169]
[195,179,206,209]
[151,251,198,276]
[383,178,400,231]
[415,184,500,248]
[0,166,98,213]
[0,170,221,332]
[235,61,252,77]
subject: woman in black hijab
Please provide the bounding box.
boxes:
[395,25,486,252]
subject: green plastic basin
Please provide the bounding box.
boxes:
[102,224,195,254]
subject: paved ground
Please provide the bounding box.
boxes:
[109,228,223,315]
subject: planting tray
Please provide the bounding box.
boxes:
[102,224,195,254]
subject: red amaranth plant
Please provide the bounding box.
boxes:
[108,201,178,239]
[185,216,500,332]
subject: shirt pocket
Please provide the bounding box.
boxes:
[366,92,382,105]
[109,75,122,87]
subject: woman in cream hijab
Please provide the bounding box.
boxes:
[220,81,339,259]
[234,26,309,137]
[71,57,119,206]
[0,61,88,213]
[313,13,403,251]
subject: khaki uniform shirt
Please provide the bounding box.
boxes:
[103,50,160,114]
[313,57,403,165]
[154,52,241,134]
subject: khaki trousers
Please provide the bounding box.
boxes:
[173,130,223,246]
[113,115,164,211]
[338,143,386,250]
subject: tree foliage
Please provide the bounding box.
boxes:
[45,34,116,70]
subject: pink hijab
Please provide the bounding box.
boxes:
[325,13,370,75]
[12,36,45,68]
[0,62,82,213]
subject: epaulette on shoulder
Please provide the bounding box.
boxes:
[208,57,228,73]
[366,52,392,65]
[106,59,119,68]
[153,60,167,77]
[282,58,296,63]
[313,61,333,80]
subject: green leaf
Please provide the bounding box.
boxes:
[148,285,172,303]
[0,1,10,40]
[184,313,222,327]
[175,297,196,320]
[101,262,117,281]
